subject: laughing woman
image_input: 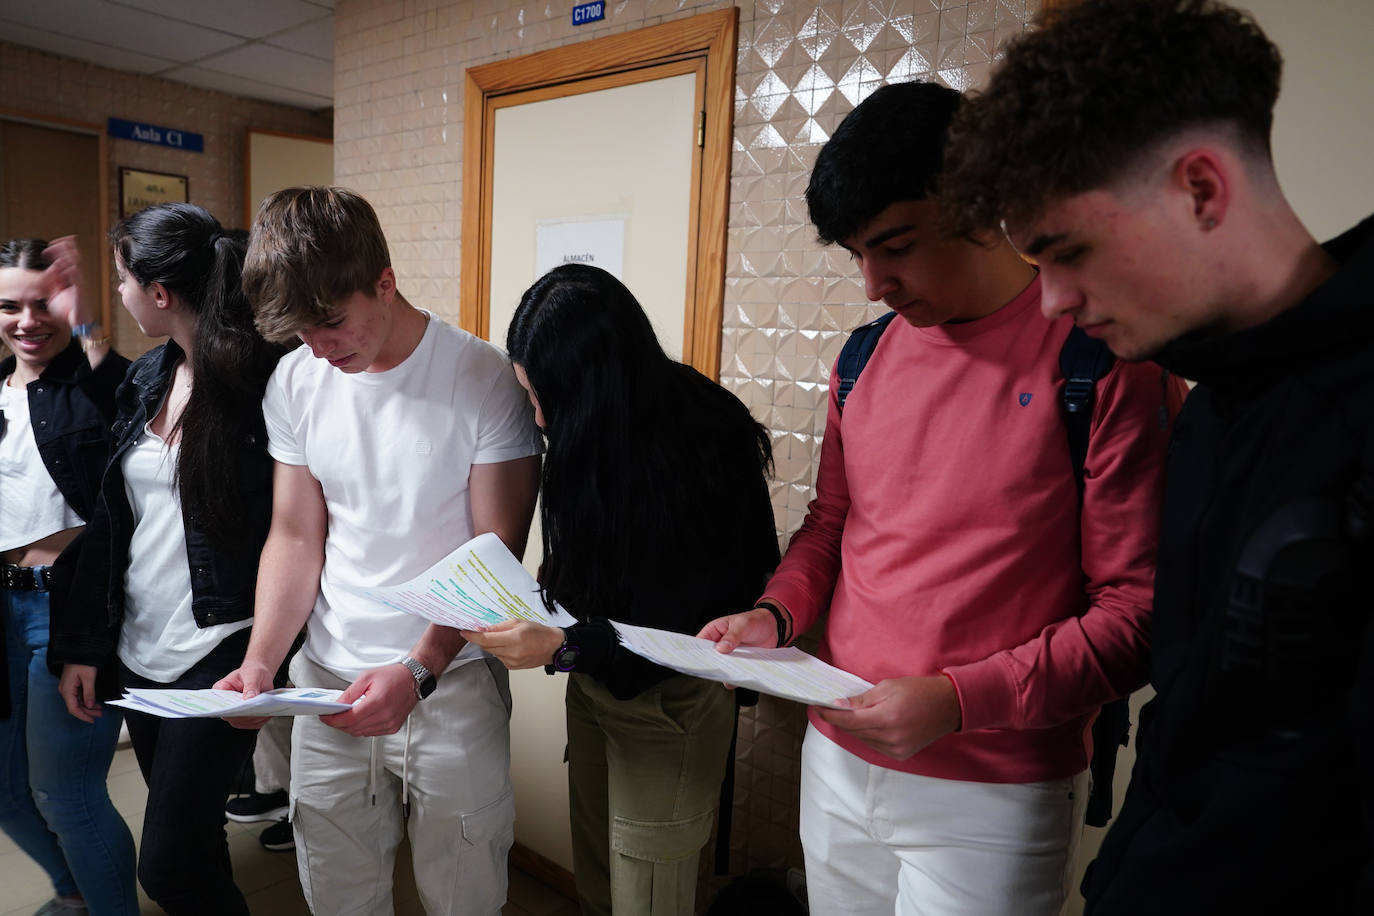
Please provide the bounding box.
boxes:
[50,206,286,915]
[463,264,779,916]
[0,237,137,915]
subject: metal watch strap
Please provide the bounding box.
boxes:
[400,655,435,699]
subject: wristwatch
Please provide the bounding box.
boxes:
[544,631,580,674]
[400,655,437,700]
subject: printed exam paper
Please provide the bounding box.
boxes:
[108,687,351,719]
[345,531,577,630]
[611,621,873,709]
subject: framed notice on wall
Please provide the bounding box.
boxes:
[119,167,188,217]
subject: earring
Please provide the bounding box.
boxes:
[1203,217,1217,230]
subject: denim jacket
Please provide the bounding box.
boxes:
[1,341,127,719]
[48,342,274,677]
[0,340,129,521]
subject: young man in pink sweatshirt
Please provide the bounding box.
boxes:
[700,82,1186,915]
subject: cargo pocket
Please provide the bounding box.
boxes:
[461,789,515,847]
[451,789,515,914]
[611,810,716,913]
[612,808,714,864]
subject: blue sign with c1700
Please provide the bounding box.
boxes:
[572,1,604,25]
[107,117,204,153]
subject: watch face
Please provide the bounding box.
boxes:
[417,674,437,699]
[554,645,580,672]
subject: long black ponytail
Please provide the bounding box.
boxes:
[111,204,287,546]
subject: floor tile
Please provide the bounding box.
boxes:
[0,745,578,915]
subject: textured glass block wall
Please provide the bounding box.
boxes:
[724,0,1039,541]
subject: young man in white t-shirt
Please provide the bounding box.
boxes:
[217,187,542,915]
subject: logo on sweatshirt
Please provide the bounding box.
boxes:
[1018,392,1033,406]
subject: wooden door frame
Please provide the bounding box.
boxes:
[460,7,738,378]
[0,108,111,336]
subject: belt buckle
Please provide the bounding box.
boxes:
[31,567,46,590]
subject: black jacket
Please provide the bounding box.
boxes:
[47,342,274,689]
[0,341,128,719]
[1084,216,1374,914]
[0,341,129,521]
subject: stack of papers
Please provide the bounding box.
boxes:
[109,687,351,719]
[611,621,873,709]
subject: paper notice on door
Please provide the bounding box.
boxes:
[534,216,626,280]
[610,621,874,709]
[341,532,577,631]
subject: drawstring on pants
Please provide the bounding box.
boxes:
[368,737,379,806]
[364,716,415,820]
[402,717,413,821]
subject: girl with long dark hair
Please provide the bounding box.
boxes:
[464,264,779,916]
[49,205,286,914]
[1,237,137,915]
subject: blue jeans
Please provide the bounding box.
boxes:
[0,585,138,914]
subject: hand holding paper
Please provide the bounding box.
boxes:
[816,674,963,760]
[611,621,872,709]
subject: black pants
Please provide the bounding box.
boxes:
[120,627,258,916]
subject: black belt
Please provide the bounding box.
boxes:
[1,564,53,591]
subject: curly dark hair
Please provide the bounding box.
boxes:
[940,0,1283,235]
[806,81,962,244]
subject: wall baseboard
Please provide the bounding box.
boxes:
[510,842,577,902]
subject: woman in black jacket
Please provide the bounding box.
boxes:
[0,237,137,915]
[464,264,779,916]
[50,206,286,915]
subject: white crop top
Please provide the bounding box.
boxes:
[0,379,83,553]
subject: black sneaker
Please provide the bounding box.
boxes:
[226,790,289,823]
[259,819,295,852]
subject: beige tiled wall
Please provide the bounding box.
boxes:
[0,41,331,359]
[334,0,1039,891]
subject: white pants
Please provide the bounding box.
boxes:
[253,714,292,794]
[288,654,515,916]
[800,725,1088,916]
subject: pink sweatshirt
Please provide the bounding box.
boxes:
[763,278,1187,783]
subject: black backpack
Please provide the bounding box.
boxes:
[836,310,1128,827]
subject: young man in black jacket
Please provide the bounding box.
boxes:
[940,1,1374,913]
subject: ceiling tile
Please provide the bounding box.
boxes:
[0,0,241,61]
[265,16,334,60]
[115,0,328,41]
[162,64,332,112]
[195,43,333,98]
[0,19,176,73]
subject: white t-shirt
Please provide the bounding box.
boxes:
[0,380,83,552]
[117,426,252,682]
[262,312,543,680]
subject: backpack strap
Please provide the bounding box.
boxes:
[1059,325,1116,490]
[1057,326,1132,828]
[836,311,898,413]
